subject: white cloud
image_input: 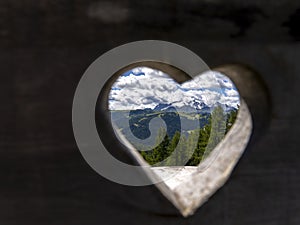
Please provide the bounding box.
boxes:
[108,67,240,110]
[224,88,239,97]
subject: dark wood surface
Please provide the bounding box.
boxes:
[1,0,300,224]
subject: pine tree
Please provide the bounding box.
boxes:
[205,106,226,155]
[146,127,170,165]
[226,105,239,133]
[166,131,180,166]
[185,129,200,166]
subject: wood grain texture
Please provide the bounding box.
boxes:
[1,0,300,224]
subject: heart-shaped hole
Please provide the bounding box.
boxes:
[109,66,240,167]
[95,62,252,217]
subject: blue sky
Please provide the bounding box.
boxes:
[109,67,240,110]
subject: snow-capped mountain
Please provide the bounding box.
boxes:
[152,102,237,114]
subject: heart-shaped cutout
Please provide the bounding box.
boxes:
[110,67,239,166]
[106,66,252,216]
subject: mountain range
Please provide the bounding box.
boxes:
[111,102,238,147]
[153,102,237,114]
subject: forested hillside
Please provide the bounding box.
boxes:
[112,105,238,166]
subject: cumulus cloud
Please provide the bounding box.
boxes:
[108,67,240,110]
[224,88,239,97]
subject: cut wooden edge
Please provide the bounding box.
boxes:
[150,99,252,217]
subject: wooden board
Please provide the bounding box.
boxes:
[1,0,300,224]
